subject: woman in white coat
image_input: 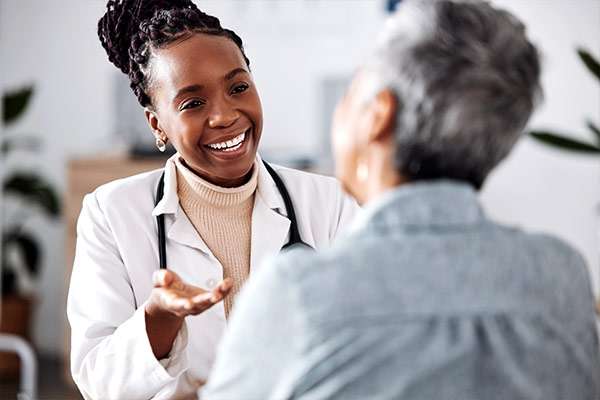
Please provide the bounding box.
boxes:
[67,1,357,399]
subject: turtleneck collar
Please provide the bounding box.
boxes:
[175,157,258,208]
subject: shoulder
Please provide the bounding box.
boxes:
[492,224,588,272]
[265,163,357,218]
[93,168,163,203]
[269,163,343,194]
[81,168,163,218]
[485,223,594,307]
[518,230,589,282]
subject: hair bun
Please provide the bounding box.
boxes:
[97,0,199,74]
[97,0,248,107]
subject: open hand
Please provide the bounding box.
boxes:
[146,269,233,319]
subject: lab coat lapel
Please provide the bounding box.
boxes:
[250,156,291,272]
[153,153,291,266]
[152,155,213,257]
[167,210,213,256]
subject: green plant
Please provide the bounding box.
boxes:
[529,48,600,154]
[2,86,61,296]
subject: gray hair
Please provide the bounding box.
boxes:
[361,0,541,189]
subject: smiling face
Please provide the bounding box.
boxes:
[146,33,262,187]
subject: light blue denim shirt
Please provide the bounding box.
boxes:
[203,181,600,400]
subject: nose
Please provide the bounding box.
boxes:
[207,97,239,129]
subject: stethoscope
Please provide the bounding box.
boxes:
[155,160,312,269]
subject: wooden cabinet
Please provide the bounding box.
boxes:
[63,155,166,383]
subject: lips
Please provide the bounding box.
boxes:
[206,131,246,152]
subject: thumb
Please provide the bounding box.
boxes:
[153,269,179,288]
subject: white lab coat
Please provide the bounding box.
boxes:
[67,154,358,400]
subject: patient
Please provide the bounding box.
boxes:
[204,0,600,398]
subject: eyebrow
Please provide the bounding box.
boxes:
[224,67,248,81]
[173,84,203,103]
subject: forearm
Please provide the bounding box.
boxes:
[70,305,186,400]
[145,302,185,359]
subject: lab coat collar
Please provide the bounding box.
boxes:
[151,153,286,217]
[151,154,180,217]
[254,153,287,213]
[151,154,215,257]
[150,153,291,264]
[250,154,291,270]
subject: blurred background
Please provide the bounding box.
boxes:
[0,0,599,398]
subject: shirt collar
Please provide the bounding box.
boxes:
[351,180,486,233]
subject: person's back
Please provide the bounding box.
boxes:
[204,181,600,399]
[263,181,599,399]
[203,0,600,398]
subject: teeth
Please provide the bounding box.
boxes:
[208,132,246,150]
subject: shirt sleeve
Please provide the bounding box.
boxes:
[201,251,303,400]
[67,193,190,400]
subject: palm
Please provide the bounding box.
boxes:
[151,270,232,318]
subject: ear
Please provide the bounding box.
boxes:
[366,89,397,144]
[145,107,167,142]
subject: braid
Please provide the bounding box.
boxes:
[98,0,250,107]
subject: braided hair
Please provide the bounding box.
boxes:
[98,0,250,107]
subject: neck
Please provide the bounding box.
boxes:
[180,158,253,188]
[175,157,258,208]
[360,146,406,205]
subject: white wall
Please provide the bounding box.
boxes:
[1,0,114,356]
[481,0,600,296]
[0,0,598,357]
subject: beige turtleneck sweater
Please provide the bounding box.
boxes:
[175,157,257,317]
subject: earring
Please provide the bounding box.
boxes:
[156,137,167,152]
[357,161,369,183]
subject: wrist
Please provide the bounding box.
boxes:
[145,299,183,324]
[144,302,184,360]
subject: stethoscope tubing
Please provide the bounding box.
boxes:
[154,159,311,270]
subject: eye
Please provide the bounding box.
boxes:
[180,99,205,111]
[231,83,249,95]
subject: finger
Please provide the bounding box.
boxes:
[211,279,233,302]
[152,270,171,288]
[188,296,225,315]
[176,294,217,316]
[191,291,215,305]
[221,278,234,291]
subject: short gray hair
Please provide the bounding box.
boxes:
[361,0,541,189]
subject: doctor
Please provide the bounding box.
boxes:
[67,1,358,399]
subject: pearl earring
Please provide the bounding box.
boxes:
[156,137,167,152]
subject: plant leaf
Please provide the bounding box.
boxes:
[3,173,61,216]
[577,48,600,82]
[3,86,34,126]
[529,131,600,154]
[586,119,600,144]
[2,231,40,276]
[1,136,41,154]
